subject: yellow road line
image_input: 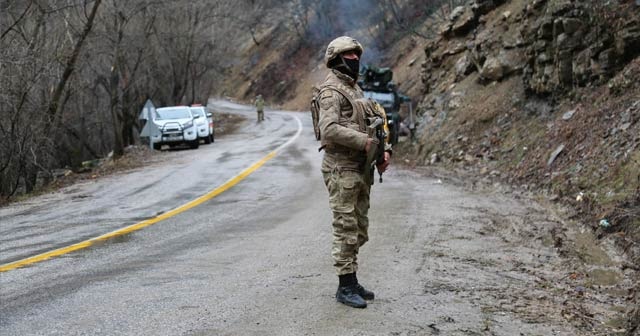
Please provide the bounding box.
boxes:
[0,151,278,273]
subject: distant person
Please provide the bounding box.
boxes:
[316,36,391,308]
[255,94,265,122]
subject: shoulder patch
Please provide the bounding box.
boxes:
[320,96,334,110]
[319,90,334,100]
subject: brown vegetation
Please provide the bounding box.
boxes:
[0,0,284,200]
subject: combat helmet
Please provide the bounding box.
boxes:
[324,36,363,67]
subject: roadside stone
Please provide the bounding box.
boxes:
[562,109,576,120]
[480,56,504,81]
[547,144,565,166]
[430,153,439,165]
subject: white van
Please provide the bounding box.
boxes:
[189,106,214,144]
[151,106,199,150]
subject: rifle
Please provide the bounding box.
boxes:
[364,116,387,184]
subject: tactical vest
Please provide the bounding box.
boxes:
[320,85,366,145]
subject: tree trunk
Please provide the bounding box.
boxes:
[47,0,102,125]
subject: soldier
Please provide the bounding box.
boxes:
[255,94,265,122]
[317,36,391,308]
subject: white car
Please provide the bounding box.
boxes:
[189,106,214,144]
[151,106,199,150]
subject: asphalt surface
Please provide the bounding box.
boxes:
[0,100,626,335]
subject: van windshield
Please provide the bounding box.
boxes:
[155,108,191,120]
[190,108,205,117]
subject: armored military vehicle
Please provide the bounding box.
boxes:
[358,65,410,145]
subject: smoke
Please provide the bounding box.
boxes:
[333,0,383,65]
[304,0,385,64]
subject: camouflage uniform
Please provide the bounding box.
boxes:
[319,68,371,276]
[255,95,264,121]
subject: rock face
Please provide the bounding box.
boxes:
[423,0,640,96]
[522,1,640,95]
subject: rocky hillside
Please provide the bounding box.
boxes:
[410,0,639,333]
[414,0,639,251]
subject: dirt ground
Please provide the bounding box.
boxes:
[393,158,639,336]
[2,105,637,335]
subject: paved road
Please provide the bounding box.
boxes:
[0,101,623,335]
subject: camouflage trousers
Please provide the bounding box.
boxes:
[323,169,370,275]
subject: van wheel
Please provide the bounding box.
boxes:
[153,143,162,150]
[189,139,200,149]
[204,135,211,144]
[210,132,215,143]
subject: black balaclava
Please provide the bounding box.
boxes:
[330,54,360,80]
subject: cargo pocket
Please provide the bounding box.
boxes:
[331,176,357,213]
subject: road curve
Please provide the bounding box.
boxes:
[0,100,616,336]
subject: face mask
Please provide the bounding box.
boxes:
[344,58,360,78]
[336,55,359,80]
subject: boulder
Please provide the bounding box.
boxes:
[497,49,526,75]
[480,56,504,81]
[452,6,478,36]
[455,52,476,80]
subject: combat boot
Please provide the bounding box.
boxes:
[336,273,367,308]
[354,273,375,300]
[354,283,375,300]
[336,285,367,308]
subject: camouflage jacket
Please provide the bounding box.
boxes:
[255,97,264,111]
[318,70,369,173]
